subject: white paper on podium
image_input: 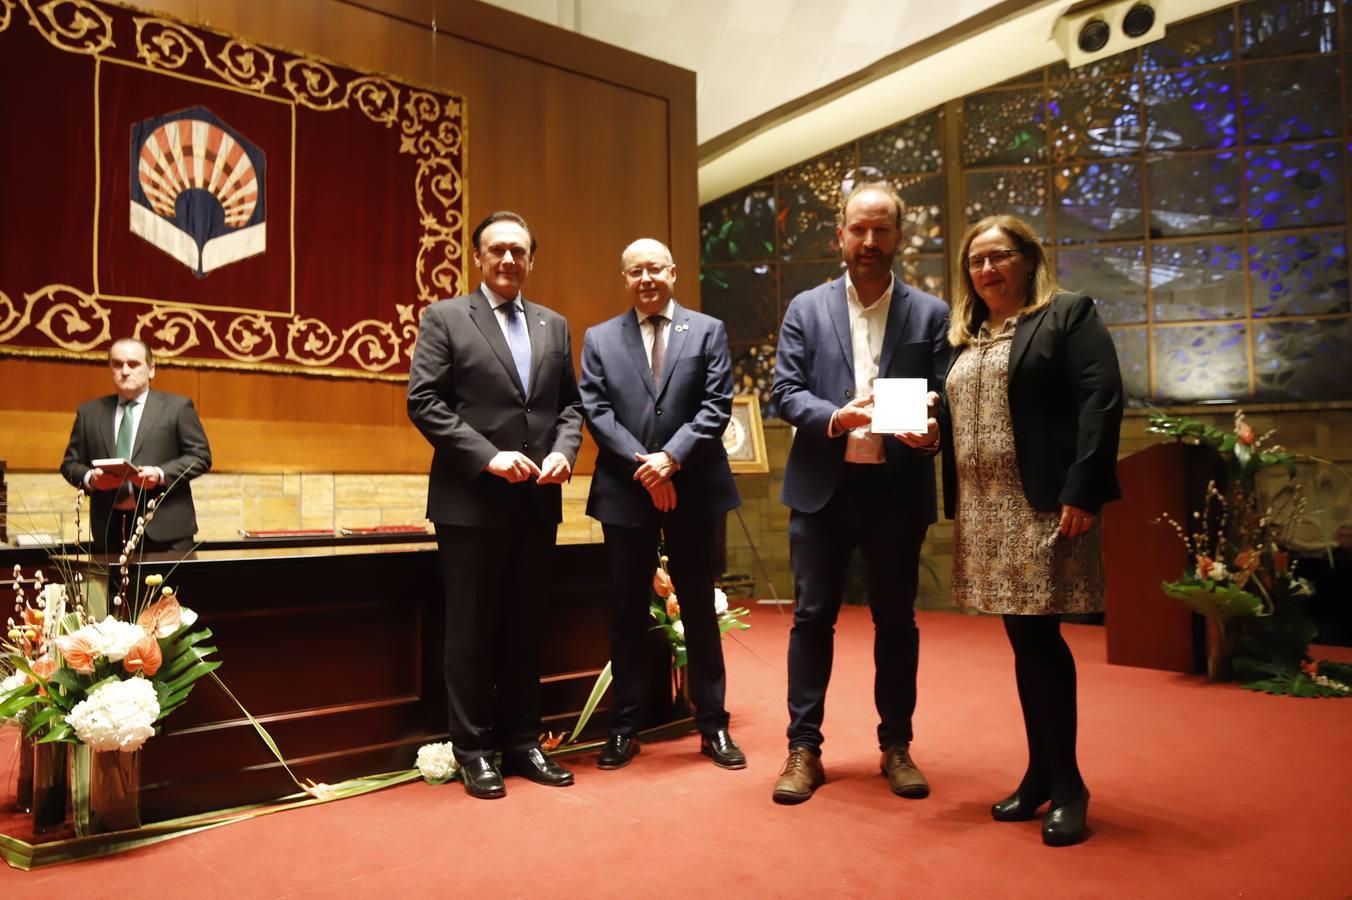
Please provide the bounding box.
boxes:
[869,378,929,433]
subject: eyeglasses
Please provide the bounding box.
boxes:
[624,263,672,280]
[966,248,1021,271]
[483,243,530,261]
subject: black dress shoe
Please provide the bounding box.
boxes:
[597,734,640,769]
[459,757,506,799]
[700,729,747,769]
[1042,789,1090,846]
[502,747,575,786]
[991,788,1050,822]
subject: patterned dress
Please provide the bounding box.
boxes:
[947,319,1105,615]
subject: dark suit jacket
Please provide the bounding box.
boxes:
[60,390,212,543]
[580,302,740,527]
[407,289,583,527]
[772,275,951,518]
[940,292,1124,517]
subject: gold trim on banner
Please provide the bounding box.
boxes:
[20,0,113,53]
[0,0,469,379]
[135,306,281,363]
[0,285,112,350]
[133,15,276,92]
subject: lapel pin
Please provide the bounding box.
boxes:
[674,323,689,333]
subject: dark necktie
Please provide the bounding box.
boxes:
[502,301,531,394]
[649,314,668,386]
[115,400,137,459]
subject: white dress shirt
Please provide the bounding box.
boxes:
[835,273,894,464]
[482,283,531,350]
[633,298,675,366]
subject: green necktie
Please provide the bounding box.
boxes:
[115,400,136,459]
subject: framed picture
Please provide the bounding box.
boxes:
[722,394,769,475]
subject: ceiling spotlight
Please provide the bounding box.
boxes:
[1078,18,1111,53]
[1122,2,1156,38]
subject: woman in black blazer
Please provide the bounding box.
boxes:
[939,214,1123,846]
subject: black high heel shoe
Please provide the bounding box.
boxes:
[991,788,1050,822]
[1042,789,1090,846]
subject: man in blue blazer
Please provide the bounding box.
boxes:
[770,183,950,804]
[408,211,583,799]
[580,238,745,771]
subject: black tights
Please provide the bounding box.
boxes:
[1002,614,1085,805]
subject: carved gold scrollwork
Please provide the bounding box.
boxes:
[282,60,400,128]
[134,17,275,91]
[351,77,400,127]
[137,307,280,363]
[0,0,16,33]
[0,285,113,350]
[286,318,400,371]
[21,0,113,53]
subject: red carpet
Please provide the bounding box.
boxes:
[3,606,1351,897]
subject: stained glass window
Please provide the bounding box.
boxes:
[1154,324,1251,401]
[1143,7,1236,69]
[1140,68,1238,151]
[700,183,775,265]
[1152,239,1248,320]
[1254,319,1352,400]
[896,174,943,252]
[780,261,843,310]
[777,147,854,261]
[1054,162,1143,242]
[860,110,943,174]
[1245,143,1345,230]
[1240,0,1337,58]
[961,88,1046,166]
[964,169,1048,236]
[1049,77,1141,160]
[1147,152,1244,236]
[701,265,777,347]
[894,255,946,299]
[1056,244,1148,324]
[1242,57,1342,145]
[730,340,779,414]
[1108,328,1150,403]
[1248,231,1349,316]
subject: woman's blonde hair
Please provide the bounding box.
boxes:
[948,215,1059,348]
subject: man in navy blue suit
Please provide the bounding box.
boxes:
[770,183,950,804]
[580,238,745,771]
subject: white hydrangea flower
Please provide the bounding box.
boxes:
[714,588,729,615]
[1209,562,1229,582]
[673,620,686,638]
[84,617,150,662]
[179,607,199,629]
[66,677,160,752]
[416,741,459,783]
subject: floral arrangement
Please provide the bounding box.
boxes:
[1149,410,1350,697]
[649,554,750,667]
[415,742,460,784]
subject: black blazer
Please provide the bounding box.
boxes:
[940,292,1124,517]
[60,390,212,544]
[407,290,583,528]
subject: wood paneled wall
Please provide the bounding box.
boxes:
[0,0,698,475]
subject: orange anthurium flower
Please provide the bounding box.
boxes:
[53,635,98,675]
[123,635,163,677]
[137,592,183,638]
[1196,555,1214,579]
[666,595,681,620]
[1236,420,1255,445]
[30,655,57,696]
[1273,550,1290,574]
[653,568,672,598]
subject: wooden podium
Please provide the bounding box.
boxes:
[1102,442,1221,673]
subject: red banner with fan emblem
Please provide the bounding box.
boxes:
[0,0,467,379]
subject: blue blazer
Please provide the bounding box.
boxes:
[772,275,951,517]
[580,302,740,527]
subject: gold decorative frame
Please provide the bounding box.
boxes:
[722,394,769,475]
[0,0,467,380]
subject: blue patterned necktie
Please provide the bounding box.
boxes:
[502,301,531,394]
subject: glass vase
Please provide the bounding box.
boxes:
[78,749,141,836]
[14,730,34,813]
[31,740,68,834]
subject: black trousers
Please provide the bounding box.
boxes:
[434,521,555,764]
[786,465,929,752]
[602,515,729,737]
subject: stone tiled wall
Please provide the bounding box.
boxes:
[2,472,603,546]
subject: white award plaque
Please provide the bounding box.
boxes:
[869,378,929,433]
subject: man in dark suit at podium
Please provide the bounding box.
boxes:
[407,210,583,799]
[60,337,212,553]
[579,238,744,771]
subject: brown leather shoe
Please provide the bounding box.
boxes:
[880,744,929,798]
[772,746,825,804]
